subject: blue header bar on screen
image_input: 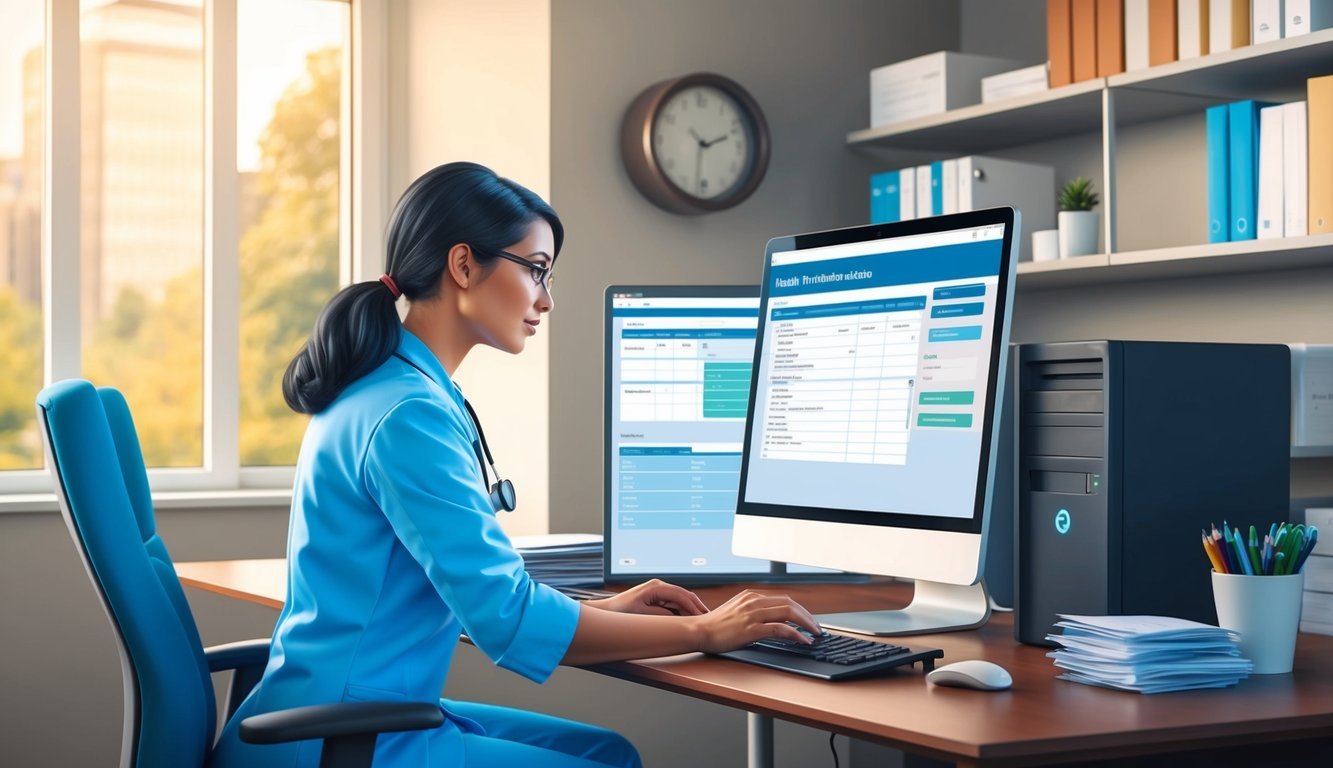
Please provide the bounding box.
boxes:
[769,240,1002,297]
[770,297,926,321]
[621,329,757,339]
[613,308,759,317]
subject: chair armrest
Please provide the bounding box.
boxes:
[204,638,271,673]
[239,701,444,744]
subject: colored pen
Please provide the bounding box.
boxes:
[1292,527,1319,574]
[1232,528,1253,575]
[1202,532,1226,573]
[1246,526,1261,575]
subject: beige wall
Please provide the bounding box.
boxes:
[392,0,553,536]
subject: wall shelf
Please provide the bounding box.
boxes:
[1017,234,1333,290]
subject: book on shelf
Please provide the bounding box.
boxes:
[1127,0,1153,70]
[1097,0,1127,76]
[1206,103,1231,243]
[1310,75,1333,234]
[1073,0,1100,82]
[1257,103,1285,238]
[1178,0,1211,59]
[1229,99,1277,241]
[1210,0,1251,53]
[1282,101,1308,237]
[1285,0,1333,36]
[1048,0,1075,86]
[1252,0,1283,43]
[1149,0,1180,65]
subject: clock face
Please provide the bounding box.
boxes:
[651,85,752,201]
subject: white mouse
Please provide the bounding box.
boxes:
[926,659,1013,691]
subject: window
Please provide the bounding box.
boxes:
[0,0,358,492]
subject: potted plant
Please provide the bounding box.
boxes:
[1057,176,1100,259]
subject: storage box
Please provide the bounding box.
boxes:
[981,64,1050,104]
[1290,344,1333,454]
[870,51,1025,127]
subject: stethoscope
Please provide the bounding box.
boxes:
[392,353,517,513]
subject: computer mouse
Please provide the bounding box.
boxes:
[926,659,1013,691]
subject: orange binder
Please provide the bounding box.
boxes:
[1310,75,1333,234]
[1147,0,1177,66]
[1048,0,1074,87]
[1072,0,1099,82]
[1096,0,1125,77]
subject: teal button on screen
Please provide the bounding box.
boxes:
[916,413,973,428]
[918,391,974,405]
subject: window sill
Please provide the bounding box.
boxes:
[0,488,292,515]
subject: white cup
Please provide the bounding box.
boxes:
[1031,229,1059,262]
[1211,571,1304,674]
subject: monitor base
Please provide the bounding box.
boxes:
[816,579,992,636]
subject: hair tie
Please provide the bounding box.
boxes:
[379,273,402,299]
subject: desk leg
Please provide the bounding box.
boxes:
[747,712,773,768]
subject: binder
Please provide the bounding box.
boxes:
[870,171,901,224]
[915,165,933,217]
[1149,0,1180,65]
[1097,0,1127,76]
[1178,0,1211,58]
[1252,0,1283,42]
[942,159,960,215]
[1283,101,1308,237]
[900,167,917,221]
[1286,0,1333,36]
[1073,0,1100,81]
[1206,104,1231,243]
[1310,75,1333,234]
[1126,0,1153,70]
[1256,104,1284,239]
[1209,0,1252,52]
[930,160,945,216]
[1228,100,1274,240]
[956,155,1056,262]
[1049,0,1075,87]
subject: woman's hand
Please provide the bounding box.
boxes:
[690,590,821,654]
[587,578,709,616]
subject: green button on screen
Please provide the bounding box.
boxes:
[916,413,973,428]
[918,391,975,406]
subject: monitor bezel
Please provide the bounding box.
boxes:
[602,284,861,585]
[734,207,1018,536]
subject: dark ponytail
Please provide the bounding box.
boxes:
[282,162,563,414]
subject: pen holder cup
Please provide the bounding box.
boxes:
[1211,571,1304,674]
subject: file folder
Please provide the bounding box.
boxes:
[1229,100,1274,241]
[870,171,901,224]
[1257,104,1285,239]
[1206,103,1230,243]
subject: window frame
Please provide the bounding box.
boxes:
[0,0,385,496]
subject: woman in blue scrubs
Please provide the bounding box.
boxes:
[211,162,820,768]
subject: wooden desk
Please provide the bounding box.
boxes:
[177,559,1333,767]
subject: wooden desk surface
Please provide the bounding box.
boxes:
[176,559,1333,767]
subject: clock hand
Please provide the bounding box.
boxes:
[688,128,707,148]
[703,134,729,148]
[695,144,704,196]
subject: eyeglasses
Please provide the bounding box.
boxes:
[488,249,554,291]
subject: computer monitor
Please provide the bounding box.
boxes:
[732,208,1020,636]
[603,285,850,584]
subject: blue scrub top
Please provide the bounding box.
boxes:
[213,328,581,767]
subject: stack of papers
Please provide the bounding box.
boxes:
[513,534,605,597]
[1047,614,1253,694]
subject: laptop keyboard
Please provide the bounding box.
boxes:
[717,625,943,681]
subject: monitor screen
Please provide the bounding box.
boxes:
[733,208,1019,635]
[603,286,844,583]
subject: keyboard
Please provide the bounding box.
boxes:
[716,626,944,681]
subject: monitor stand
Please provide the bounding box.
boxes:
[816,580,992,637]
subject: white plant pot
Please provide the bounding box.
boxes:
[1057,210,1099,258]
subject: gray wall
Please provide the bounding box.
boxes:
[549,0,960,535]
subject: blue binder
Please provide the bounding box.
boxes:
[869,170,901,224]
[930,160,944,217]
[1228,100,1276,241]
[1206,104,1229,243]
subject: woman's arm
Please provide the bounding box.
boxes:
[562,589,820,666]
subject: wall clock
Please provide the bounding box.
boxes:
[620,72,771,215]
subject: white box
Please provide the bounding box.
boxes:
[956,155,1055,262]
[1306,508,1333,555]
[1290,344,1333,451]
[870,51,1024,127]
[1301,590,1333,634]
[981,64,1049,104]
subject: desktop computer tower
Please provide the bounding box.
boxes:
[1015,341,1290,646]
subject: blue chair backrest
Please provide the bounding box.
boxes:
[37,380,217,768]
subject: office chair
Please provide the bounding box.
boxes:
[36,379,443,768]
